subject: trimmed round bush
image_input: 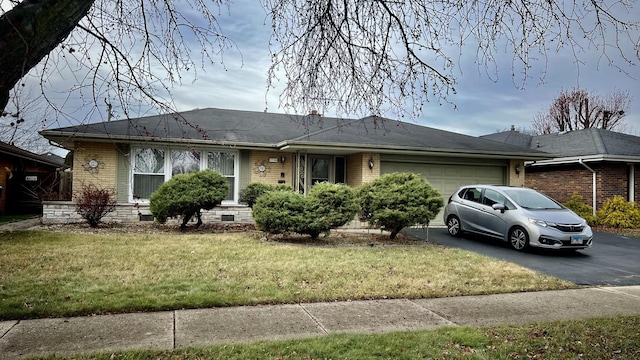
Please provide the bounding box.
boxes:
[299,182,359,238]
[357,172,444,239]
[253,182,359,239]
[252,190,306,235]
[239,183,293,208]
[150,169,229,228]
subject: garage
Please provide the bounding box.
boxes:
[381,160,506,226]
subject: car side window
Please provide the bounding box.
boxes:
[483,189,506,207]
[462,188,482,203]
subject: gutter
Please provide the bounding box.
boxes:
[277,141,552,160]
[579,159,597,217]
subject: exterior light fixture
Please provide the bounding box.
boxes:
[515,164,521,175]
[368,157,374,170]
[281,155,286,163]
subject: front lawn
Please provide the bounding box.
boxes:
[0,228,574,320]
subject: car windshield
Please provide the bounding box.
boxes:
[502,189,563,210]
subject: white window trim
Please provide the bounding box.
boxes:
[129,146,239,204]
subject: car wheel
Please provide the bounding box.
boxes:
[446,215,462,237]
[508,226,529,251]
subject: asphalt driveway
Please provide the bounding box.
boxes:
[404,227,640,286]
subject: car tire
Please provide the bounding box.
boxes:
[446,215,463,237]
[508,226,529,251]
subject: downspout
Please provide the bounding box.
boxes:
[578,159,597,217]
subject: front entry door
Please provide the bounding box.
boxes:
[295,154,346,194]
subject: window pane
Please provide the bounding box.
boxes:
[483,189,505,206]
[334,157,346,184]
[133,174,165,199]
[134,148,164,173]
[172,150,200,175]
[207,152,235,176]
[225,177,234,201]
[311,158,329,184]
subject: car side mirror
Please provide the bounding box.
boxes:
[492,203,506,213]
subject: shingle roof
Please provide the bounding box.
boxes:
[0,141,68,168]
[481,128,640,157]
[41,108,549,159]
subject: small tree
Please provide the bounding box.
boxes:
[75,184,116,228]
[149,169,229,229]
[239,183,293,208]
[357,173,444,239]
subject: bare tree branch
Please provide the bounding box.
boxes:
[531,88,631,134]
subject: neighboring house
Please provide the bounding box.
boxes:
[481,128,640,212]
[0,141,69,215]
[40,108,550,226]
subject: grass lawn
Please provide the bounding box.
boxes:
[0,228,574,320]
[31,315,640,359]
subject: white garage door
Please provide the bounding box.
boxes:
[381,162,506,226]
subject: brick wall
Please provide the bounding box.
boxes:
[72,142,118,197]
[525,162,634,209]
[509,159,525,187]
[249,151,292,186]
[346,152,379,187]
[598,163,630,205]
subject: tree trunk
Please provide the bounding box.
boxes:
[0,0,95,111]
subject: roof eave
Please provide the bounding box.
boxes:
[278,141,553,160]
[40,131,281,150]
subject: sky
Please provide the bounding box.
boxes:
[165,1,640,137]
[4,0,640,153]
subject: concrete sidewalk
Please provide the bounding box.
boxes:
[2,286,640,359]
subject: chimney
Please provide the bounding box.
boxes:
[510,125,515,131]
[310,110,319,116]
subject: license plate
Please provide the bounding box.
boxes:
[571,236,583,244]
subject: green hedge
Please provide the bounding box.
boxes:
[253,182,358,239]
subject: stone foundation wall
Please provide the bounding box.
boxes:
[41,202,397,230]
[42,201,254,225]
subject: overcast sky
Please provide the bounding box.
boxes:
[7,0,640,149]
[165,1,640,137]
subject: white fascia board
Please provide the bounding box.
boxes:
[526,154,640,166]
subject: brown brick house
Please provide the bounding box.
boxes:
[482,128,640,213]
[40,108,551,226]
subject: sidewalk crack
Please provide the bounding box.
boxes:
[172,311,177,349]
[298,304,329,335]
[0,320,20,340]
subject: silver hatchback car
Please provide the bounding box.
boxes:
[443,185,593,251]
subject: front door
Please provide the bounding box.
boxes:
[294,153,346,194]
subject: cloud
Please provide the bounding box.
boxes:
[6,0,640,142]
